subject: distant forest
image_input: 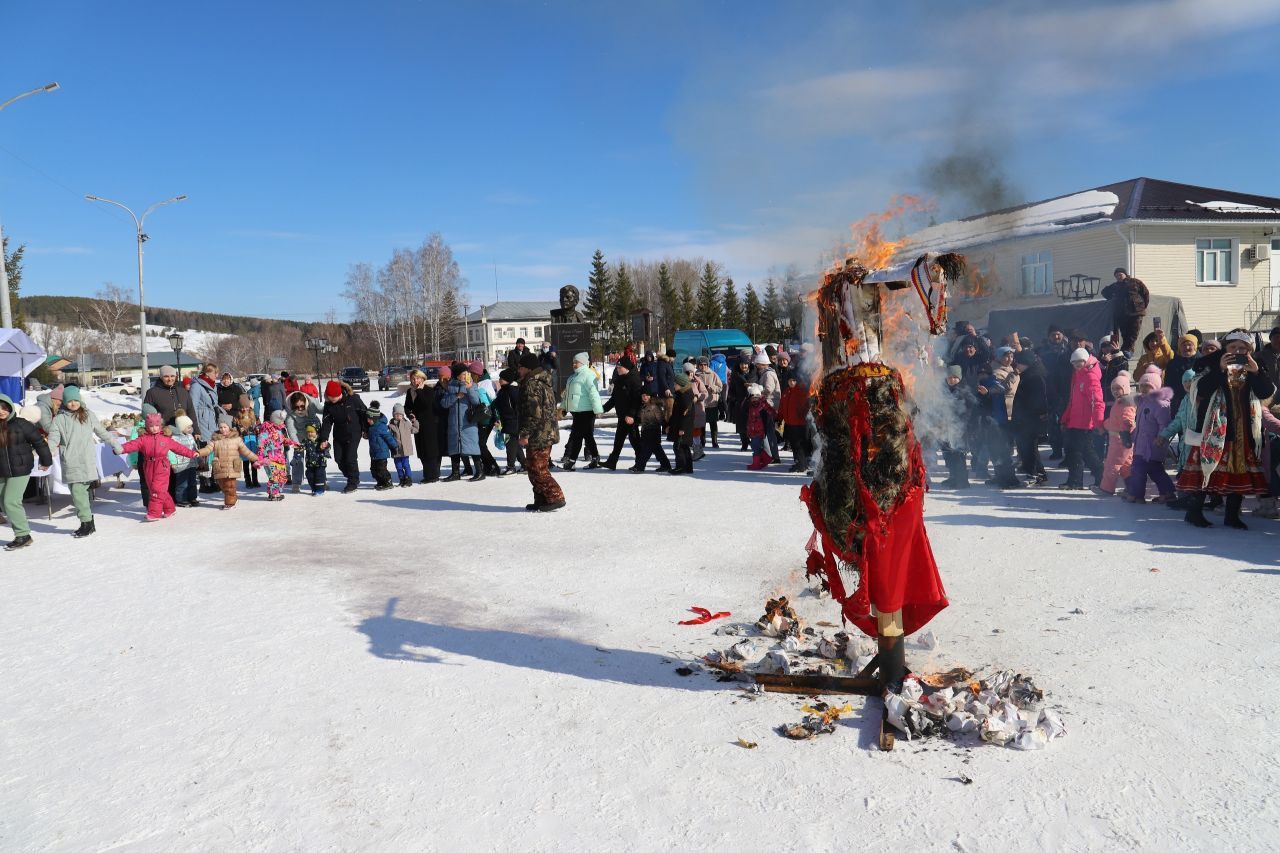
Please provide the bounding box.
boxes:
[20,295,318,336]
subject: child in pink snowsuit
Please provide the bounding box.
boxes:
[256,410,296,501]
[118,413,197,520]
[1099,371,1135,494]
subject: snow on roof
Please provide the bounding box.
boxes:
[1187,200,1280,215]
[899,190,1120,256]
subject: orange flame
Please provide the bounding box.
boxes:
[841,194,935,271]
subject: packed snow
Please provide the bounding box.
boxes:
[1,386,1277,850]
[1187,200,1280,215]
[899,190,1121,256]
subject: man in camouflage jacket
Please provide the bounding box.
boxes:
[517,355,565,511]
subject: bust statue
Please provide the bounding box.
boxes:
[550,284,586,324]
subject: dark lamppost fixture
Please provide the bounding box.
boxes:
[1053,274,1101,302]
[167,331,184,378]
[305,337,329,384]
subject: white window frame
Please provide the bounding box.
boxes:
[1195,237,1238,286]
[1020,250,1052,296]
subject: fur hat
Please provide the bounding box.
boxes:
[518,354,538,370]
[697,355,709,365]
[271,410,287,424]
[19,405,41,424]
[1070,348,1090,364]
[325,380,343,398]
[753,352,769,366]
[747,382,763,397]
[1110,370,1132,397]
[144,412,163,430]
[176,415,194,433]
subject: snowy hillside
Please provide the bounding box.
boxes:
[27,320,233,358]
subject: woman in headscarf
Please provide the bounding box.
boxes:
[1177,330,1276,529]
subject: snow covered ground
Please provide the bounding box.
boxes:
[2,387,1278,851]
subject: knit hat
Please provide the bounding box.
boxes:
[438,365,453,380]
[995,346,1014,358]
[747,382,763,397]
[217,412,234,428]
[1178,334,1198,349]
[238,394,251,410]
[271,410,287,424]
[1070,348,1089,364]
[617,356,635,371]
[1139,366,1162,390]
[947,365,963,379]
[369,400,381,410]
[50,384,64,402]
[159,364,177,377]
[325,380,343,398]
[176,415,193,433]
[753,352,769,366]
[683,362,697,373]
[63,386,81,403]
[499,368,518,383]
[674,372,691,387]
[1110,370,1132,397]
[518,354,538,370]
[573,352,589,366]
[392,403,405,416]
[1182,368,1196,385]
[468,359,485,376]
[141,402,159,416]
[305,423,318,435]
[144,412,163,430]
[738,347,753,359]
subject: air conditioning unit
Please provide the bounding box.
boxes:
[1247,243,1271,263]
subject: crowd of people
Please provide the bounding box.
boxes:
[2,309,1274,548]
[937,318,1279,531]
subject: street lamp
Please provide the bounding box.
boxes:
[167,331,184,375]
[0,81,60,329]
[85,193,188,385]
[305,337,336,385]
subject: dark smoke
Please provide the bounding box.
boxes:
[920,140,1024,219]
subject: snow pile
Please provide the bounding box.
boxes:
[1187,200,1280,215]
[898,190,1121,256]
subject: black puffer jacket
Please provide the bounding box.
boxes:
[319,393,369,445]
[0,403,53,479]
[603,369,642,420]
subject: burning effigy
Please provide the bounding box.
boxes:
[800,251,963,693]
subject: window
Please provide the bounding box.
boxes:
[533,326,543,339]
[1196,238,1235,285]
[1020,251,1052,296]
[519,327,528,339]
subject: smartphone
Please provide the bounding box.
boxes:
[1231,354,1249,365]
[1152,316,1162,330]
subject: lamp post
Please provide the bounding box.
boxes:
[305,337,333,385]
[0,82,60,329]
[85,193,188,385]
[167,331,184,375]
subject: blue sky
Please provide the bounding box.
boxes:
[4,0,1280,320]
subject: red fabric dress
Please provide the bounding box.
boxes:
[801,364,948,638]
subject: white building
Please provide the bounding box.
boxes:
[899,177,1280,335]
[454,301,560,366]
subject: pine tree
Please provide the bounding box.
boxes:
[743,283,764,341]
[763,277,782,333]
[695,262,721,329]
[439,287,460,352]
[721,277,743,330]
[657,263,679,341]
[612,261,639,348]
[677,280,696,333]
[584,249,612,326]
[3,235,27,331]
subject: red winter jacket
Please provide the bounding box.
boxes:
[778,385,810,426]
[1061,357,1105,430]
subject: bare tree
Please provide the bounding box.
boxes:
[343,262,392,367]
[417,232,464,359]
[89,283,133,374]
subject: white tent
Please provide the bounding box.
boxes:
[0,327,44,401]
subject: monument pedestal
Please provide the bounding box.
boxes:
[547,323,592,396]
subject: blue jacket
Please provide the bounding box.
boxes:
[366,413,397,461]
[979,375,1010,425]
[439,380,482,456]
[710,353,728,385]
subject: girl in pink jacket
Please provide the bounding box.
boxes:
[1098,371,1135,494]
[1059,348,1105,490]
[119,413,197,520]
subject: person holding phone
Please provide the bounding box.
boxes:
[1175,329,1275,529]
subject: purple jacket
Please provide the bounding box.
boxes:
[1131,386,1173,460]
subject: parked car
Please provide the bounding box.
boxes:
[377,364,412,390]
[339,366,371,392]
[94,380,137,396]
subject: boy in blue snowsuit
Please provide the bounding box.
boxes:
[366,404,398,491]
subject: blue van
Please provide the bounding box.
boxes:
[672,328,753,365]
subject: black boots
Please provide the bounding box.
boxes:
[73,520,96,539]
[1224,494,1247,530]
[443,457,463,482]
[5,535,32,551]
[940,451,970,489]
[1184,492,1212,528]
[468,456,486,481]
[587,456,601,469]
[601,457,618,470]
